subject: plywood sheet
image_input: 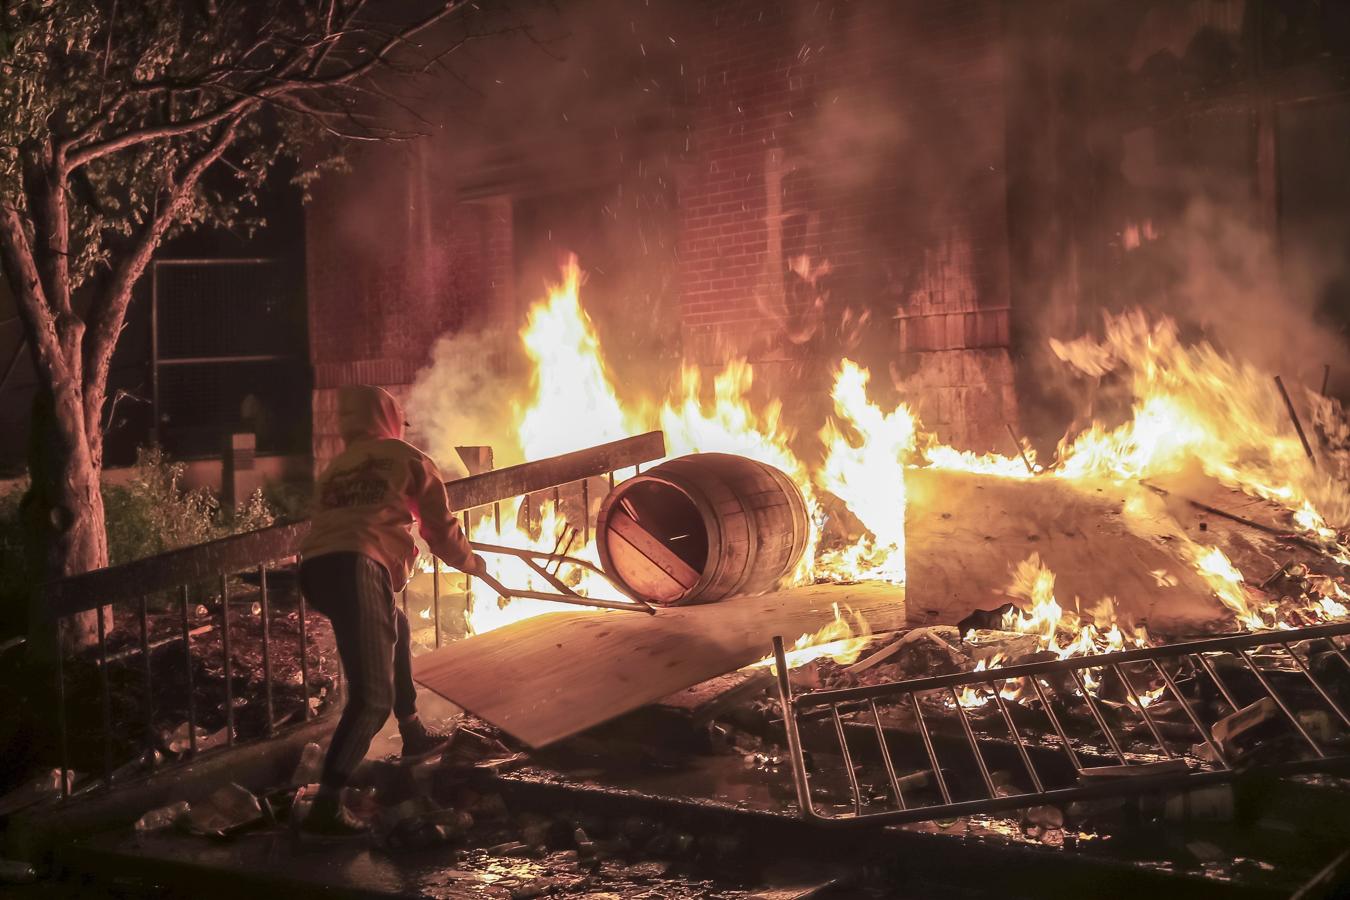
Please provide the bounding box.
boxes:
[904,468,1230,635]
[413,581,906,747]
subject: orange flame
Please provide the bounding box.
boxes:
[427,257,1347,654]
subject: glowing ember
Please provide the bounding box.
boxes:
[985,553,1151,663]
[752,603,873,673]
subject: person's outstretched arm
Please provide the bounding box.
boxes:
[408,456,480,574]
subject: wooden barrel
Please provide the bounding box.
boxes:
[595,453,810,606]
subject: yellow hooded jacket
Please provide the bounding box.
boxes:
[300,385,475,588]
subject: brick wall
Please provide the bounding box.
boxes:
[306,140,514,471]
[675,0,1016,450]
[307,0,1021,460]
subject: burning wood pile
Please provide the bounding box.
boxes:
[419,260,1348,650]
[392,258,1350,887]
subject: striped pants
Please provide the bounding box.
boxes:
[299,552,417,788]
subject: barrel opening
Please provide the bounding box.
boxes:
[597,453,809,606]
[613,480,709,572]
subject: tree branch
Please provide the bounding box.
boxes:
[63,0,469,174]
[0,203,68,390]
[21,140,74,318]
[82,116,246,455]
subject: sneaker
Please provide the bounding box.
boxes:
[301,796,369,837]
[399,720,456,763]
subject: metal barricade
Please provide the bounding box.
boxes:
[772,620,1350,826]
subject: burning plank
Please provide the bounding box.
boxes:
[412,581,906,748]
[445,431,665,511]
[903,468,1229,635]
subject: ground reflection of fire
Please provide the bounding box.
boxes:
[429,255,1348,675]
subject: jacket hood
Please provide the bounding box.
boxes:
[338,385,406,444]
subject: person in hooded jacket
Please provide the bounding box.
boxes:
[298,384,486,835]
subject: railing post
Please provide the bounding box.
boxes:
[139,595,155,764]
[296,558,310,719]
[581,477,590,546]
[97,604,114,788]
[220,575,234,743]
[180,585,197,756]
[54,620,69,800]
[432,558,442,650]
[258,565,274,736]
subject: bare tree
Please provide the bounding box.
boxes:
[0,0,513,644]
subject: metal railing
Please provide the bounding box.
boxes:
[772,619,1350,826]
[33,432,666,799]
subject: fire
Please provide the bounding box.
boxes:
[816,360,916,583]
[446,256,641,635]
[432,255,1347,661]
[923,443,1038,478]
[1188,544,1264,630]
[955,659,993,708]
[461,255,827,633]
[1052,312,1349,540]
[753,603,873,673]
[995,553,1150,660]
[659,360,822,584]
[462,498,627,635]
[517,257,644,460]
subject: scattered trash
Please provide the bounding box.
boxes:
[1023,805,1065,830]
[956,604,1018,638]
[1211,697,1281,760]
[1298,709,1335,745]
[134,800,190,832]
[511,877,562,900]
[0,858,38,884]
[1077,759,1190,782]
[291,742,324,786]
[182,783,266,837]
[164,722,231,756]
[0,768,75,816]
[489,841,533,858]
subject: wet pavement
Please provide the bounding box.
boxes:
[57,827,855,900]
[23,688,1350,898]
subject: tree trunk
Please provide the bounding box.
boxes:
[24,383,109,652]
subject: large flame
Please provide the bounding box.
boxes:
[816,360,916,583]
[1053,312,1349,537]
[441,257,1348,665]
[659,360,822,584]
[516,257,644,459]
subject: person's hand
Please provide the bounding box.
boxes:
[466,553,488,577]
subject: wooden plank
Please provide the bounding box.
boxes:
[606,530,688,604]
[903,468,1233,636]
[445,431,665,511]
[413,581,907,748]
[605,509,701,588]
[654,668,776,722]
